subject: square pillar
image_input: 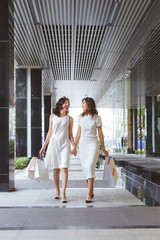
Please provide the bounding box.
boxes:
[31,69,42,156]
[146,96,153,155]
[0,0,14,191]
[16,68,42,158]
[16,69,27,157]
[44,95,51,139]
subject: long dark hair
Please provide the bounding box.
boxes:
[81,97,98,118]
[53,96,70,117]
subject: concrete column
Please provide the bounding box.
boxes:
[16,68,42,157]
[16,69,27,157]
[27,69,31,157]
[127,109,132,153]
[152,96,155,153]
[0,0,14,191]
[133,109,135,151]
[31,69,42,156]
[134,109,138,151]
[146,96,152,156]
[44,95,51,139]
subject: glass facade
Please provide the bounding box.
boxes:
[98,18,160,157]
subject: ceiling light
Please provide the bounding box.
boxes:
[91,79,96,82]
[28,0,42,25]
[157,95,160,102]
[106,0,121,26]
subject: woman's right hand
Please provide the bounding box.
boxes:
[39,147,45,155]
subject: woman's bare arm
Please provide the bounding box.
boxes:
[71,125,81,155]
[98,126,109,157]
[74,126,81,147]
[69,116,76,147]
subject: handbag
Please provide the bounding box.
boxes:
[103,157,118,187]
[25,155,49,181]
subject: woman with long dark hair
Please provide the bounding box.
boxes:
[39,97,75,203]
[72,97,108,203]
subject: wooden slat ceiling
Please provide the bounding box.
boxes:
[14,0,155,107]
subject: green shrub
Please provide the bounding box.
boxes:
[140,150,145,155]
[135,150,139,155]
[15,157,30,169]
[135,150,145,155]
[127,148,135,154]
[9,139,14,149]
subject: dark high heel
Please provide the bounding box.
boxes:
[54,195,60,199]
[91,194,94,198]
[85,200,92,204]
[61,200,67,203]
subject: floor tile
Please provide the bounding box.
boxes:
[1,154,160,235]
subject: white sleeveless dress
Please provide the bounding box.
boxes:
[45,115,70,169]
[78,114,102,179]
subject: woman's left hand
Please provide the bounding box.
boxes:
[71,147,77,156]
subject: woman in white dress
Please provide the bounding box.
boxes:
[39,97,76,203]
[72,97,108,203]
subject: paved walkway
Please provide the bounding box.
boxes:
[0,155,160,239]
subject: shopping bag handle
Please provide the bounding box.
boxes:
[105,156,110,165]
[38,154,44,161]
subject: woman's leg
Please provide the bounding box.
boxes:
[61,168,68,201]
[54,168,60,197]
[86,179,94,197]
[86,178,94,201]
[92,178,94,197]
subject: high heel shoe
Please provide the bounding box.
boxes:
[54,196,60,199]
[61,200,67,203]
[85,199,92,204]
[91,194,94,198]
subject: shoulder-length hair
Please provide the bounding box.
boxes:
[81,97,98,118]
[53,96,70,117]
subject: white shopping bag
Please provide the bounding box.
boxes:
[103,157,117,188]
[25,156,49,181]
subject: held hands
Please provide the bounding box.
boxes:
[71,146,77,156]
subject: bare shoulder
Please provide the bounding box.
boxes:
[68,115,73,122]
[50,114,55,120]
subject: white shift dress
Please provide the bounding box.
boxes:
[78,114,102,179]
[45,115,70,169]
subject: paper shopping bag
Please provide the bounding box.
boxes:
[25,156,49,181]
[109,157,118,186]
[103,159,115,188]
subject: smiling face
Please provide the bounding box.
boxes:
[62,100,70,112]
[82,100,89,112]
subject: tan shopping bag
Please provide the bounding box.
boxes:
[25,156,49,181]
[109,157,118,185]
